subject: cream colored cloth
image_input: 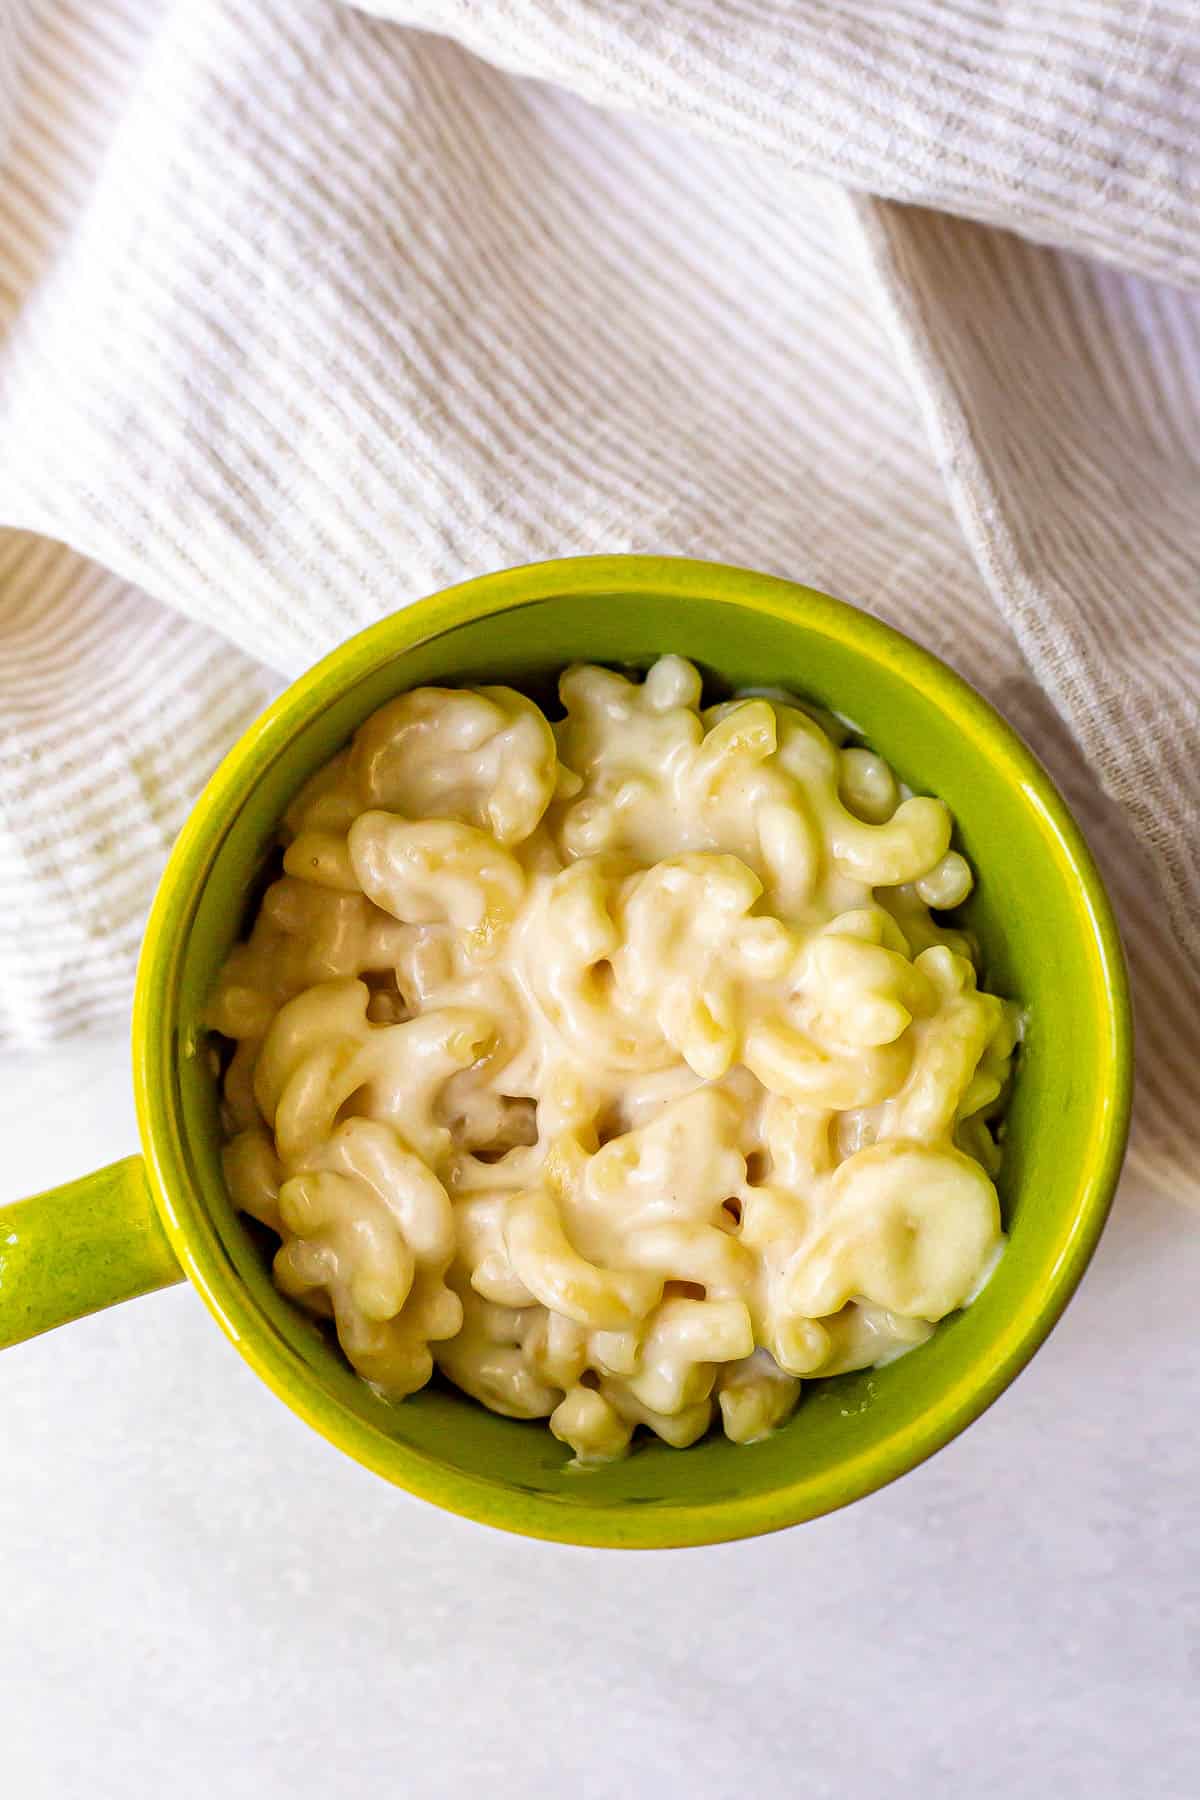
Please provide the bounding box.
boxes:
[0,1,1197,1200]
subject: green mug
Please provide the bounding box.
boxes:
[0,557,1132,1546]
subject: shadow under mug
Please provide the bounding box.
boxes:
[0,557,1133,1547]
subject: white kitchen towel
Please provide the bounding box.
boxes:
[0,0,1196,1201]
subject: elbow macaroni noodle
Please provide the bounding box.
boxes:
[209,658,1019,1462]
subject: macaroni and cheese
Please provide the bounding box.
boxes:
[209,657,1018,1461]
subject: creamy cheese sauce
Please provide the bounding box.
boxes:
[208,657,1017,1461]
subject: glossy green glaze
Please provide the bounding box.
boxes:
[0,1157,182,1348]
[7,558,1133,1545]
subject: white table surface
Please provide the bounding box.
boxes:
[2,1032,1198,1799]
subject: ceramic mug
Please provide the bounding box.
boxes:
[0,557,1132,1547]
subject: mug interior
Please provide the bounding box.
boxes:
[135,563,1131,1546]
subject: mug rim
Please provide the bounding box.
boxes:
[132,555,1133,1547]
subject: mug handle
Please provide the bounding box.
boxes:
[0,1157,184,1349]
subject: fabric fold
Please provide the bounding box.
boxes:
[358,0,1200,289]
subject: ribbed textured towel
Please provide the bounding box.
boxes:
[0,1,1197,1201]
